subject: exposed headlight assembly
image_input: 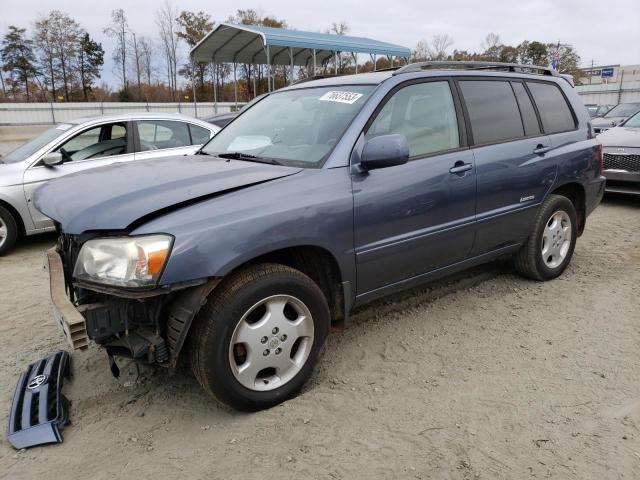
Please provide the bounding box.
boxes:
[73,235,173,288]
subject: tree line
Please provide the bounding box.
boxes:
[0,5,583,103]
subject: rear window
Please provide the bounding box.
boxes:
[459,80,524,144]
[526,82,576,134]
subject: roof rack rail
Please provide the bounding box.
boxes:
[393,61,558,77]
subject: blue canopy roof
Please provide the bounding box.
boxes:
[190,23,411,66]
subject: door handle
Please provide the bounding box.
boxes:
[533,145,552,155]
[449,162,473,174]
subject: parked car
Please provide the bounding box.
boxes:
[0,113,219,255]
[204,111,238,129]
[585,103,615,118]
[34,62,604,411]
[591,102,640,134]
[597,111,640,194]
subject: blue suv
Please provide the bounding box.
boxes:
[36,62,605,411]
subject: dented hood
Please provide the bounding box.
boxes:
[34,154,302,233]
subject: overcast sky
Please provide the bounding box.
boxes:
[2,0,638,87]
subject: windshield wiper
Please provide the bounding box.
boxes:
[215,152,282,165]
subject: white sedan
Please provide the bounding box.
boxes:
[0,113,219,254]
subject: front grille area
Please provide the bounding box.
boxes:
[603,153,640,172]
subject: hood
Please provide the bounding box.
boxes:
[592,116,627,128]
[34,154,302,233]
[598,126,640,148]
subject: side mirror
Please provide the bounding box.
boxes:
[42,152,64,167]
[360,134,409,171]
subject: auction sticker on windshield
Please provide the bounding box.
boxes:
[319,91,364,104]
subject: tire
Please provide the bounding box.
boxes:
[514,194,577,281]
[189,263,330,411]
[0,205,18,256]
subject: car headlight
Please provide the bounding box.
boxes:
[73,235,173,288]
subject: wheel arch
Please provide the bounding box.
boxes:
[224,245,347,326]
[0,198,26,237]
[549,182,586,236]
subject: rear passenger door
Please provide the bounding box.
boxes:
[353,79,476,295]
[134,120,210,161]
[457,78,557,256]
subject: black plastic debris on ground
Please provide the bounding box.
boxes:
[8,351,72,449]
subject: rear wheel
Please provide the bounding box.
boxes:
[0,205,18,256]
[189,263,330,411]
[514,194,577,281]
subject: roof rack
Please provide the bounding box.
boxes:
[393,61,558,77]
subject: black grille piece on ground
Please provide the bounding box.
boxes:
[604,153,640,172]
[8,351,71,449]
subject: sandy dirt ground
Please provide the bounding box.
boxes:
[0,134,639,478]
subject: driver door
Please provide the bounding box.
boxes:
[23,121,135,229]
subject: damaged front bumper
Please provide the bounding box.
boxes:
[44,249,88,351]
[8,351,72,449]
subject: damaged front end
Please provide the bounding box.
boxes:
[48,233,219,376]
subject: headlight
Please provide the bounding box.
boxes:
[73,235,173,288]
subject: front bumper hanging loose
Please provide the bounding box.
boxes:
[44,248,88,351]
[7,351,72,449]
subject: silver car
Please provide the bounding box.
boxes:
[592,102,640,134]
[598,111,640,194]
[0,113,219,254]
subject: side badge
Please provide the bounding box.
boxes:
[520,195,535,202]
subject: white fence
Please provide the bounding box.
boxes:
[575,81,640,105]
[0,102,246,125]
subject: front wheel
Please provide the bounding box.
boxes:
[189,263,330,411]
[0,205,18,256]
[514,194,577,281]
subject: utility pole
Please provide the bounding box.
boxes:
[589,59,594,85]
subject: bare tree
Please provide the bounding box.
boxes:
[481,33,501,52]
[428,34,454,60]
[139,37,154,85]
[413,39,430,61]
[104,9,128,88]
[327,21,352,73]
[156,1,180,100]
[128,31,142,93]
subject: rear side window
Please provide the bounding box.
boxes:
[137,120,191,151]
[459,80,524,144]
[511,82,541,136]
[526,82,576,133]
[189,124,211,145]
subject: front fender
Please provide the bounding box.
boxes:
[133,167,356,289]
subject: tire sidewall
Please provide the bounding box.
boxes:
[0,206,18,256]
[533,196,577,280]
[199,270,330,411]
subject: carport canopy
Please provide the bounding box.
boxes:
[190,23,411,67]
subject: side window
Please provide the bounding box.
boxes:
[459,80,524,144]
[366,81,460,157]
[136,120,191,151]
[526,82,576,134]
[511,82,541,136]
[56,122,128,161]
[189,124,212,145]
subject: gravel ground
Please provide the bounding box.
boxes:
[0,132,639,478]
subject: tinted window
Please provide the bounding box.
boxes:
[189,124,211,145]
[511,82,541,136]
[460,80,524,144]
[137,120,191,151]
[526,82,576,133]
[366,81,459,157]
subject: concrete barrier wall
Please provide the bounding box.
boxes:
[575,81,640,105]
[0,102,246,125]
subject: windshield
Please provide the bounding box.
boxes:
[201,85,375,167]
[623,112,640,128]
[604,103,640,118]
[2,124,74,163]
